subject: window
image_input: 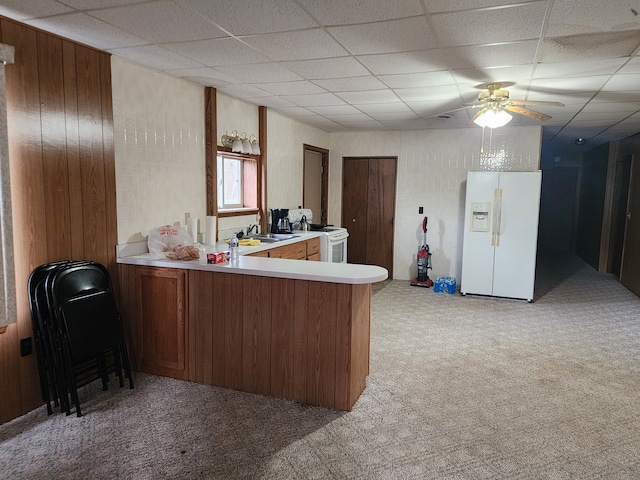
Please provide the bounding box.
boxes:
[216,152,258,212]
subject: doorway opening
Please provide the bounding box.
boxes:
[303,144,328,225]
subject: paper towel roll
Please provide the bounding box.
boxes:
[205,216,217,245]
[188,217,199,241]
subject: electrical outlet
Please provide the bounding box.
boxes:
[419,207,424,214]
[20,337,32,356]
[184,212,191,226]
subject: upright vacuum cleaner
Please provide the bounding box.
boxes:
[410,216,433,288]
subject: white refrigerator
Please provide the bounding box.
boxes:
[460,171,542,302]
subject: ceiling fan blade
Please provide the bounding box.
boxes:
[469,107,489,125]
[505,105,552,121]
[508,99,565,107]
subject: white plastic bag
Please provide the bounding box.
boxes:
[147,225,193,258]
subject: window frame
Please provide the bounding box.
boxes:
[215,150,260,217]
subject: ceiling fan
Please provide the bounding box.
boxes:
[432,83,565,128]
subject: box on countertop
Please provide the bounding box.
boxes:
[207,251,229,264]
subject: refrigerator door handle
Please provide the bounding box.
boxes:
[491,188,498,246]
[496,188,503,246]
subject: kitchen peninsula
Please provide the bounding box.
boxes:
[117,236,387,411]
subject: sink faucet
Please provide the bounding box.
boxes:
[247,224,258,235]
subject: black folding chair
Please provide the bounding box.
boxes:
[29,260,133,417]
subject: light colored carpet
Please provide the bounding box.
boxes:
[1,253,639,479]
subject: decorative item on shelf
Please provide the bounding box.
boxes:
[232,133,244,153]
[220,130,260,155]
[249,134,261,155]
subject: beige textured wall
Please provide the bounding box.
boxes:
[111,57,206,244]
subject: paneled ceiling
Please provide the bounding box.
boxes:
[2,0,640,154]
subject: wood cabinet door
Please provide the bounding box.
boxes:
[134,267,188,379]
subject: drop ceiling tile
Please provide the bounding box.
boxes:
[242,96,298,109]
[336,89,399,104]
[281,93,347,107]
[441,40,538,70]
[581,101,640,113]
[602,73,640,91]
[405,99,474,117]
[425,0,534,13]
[617,56,640,73]
[217,84,273,99]
[328,17,435,55]
[91,1,227,43]
[451,65,535,86]
[163,38,270,67]
[296,117,343,131]
[573,111,637,122]
[0,0,72,21]
[431,2,548,48]
[55,0,140,8]
[313,76,388,92]
[281,57,370,79]
[541,31,640,63]
[215,63,303,83]
[306,105,362,115]
[273,106,317,117]
[531,76,610,94]
[330,114,385,128]
[163,67,239,84]
[243,29,348,61]
[109,45,203,71]
[27,12,147,50]
[533,58,627,79]
[379,71,455,88]
[593,91,640,102]
[547,0,640,37]
[355,103,414,114]
[367,111,420,122]
[394,84,464,102]
[179,0,317,35]
[295,0,424,26]
[357,49,446,75]
[255,81,327,96]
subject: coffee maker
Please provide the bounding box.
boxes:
[270,208,291,233]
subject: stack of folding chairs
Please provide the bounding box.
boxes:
[28,260,134,417]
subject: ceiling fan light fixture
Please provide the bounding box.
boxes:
[473,108,513,128]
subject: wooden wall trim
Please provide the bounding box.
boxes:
[205,87,216,216]
[259,106,267,233]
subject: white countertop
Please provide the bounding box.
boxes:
[116,232,388,285]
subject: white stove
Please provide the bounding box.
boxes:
[288,208,349,263]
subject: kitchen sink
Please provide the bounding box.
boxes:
[247,233,300,243]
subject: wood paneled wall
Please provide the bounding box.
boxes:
[0,18,116,424]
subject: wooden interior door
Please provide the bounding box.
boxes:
[342,157,396,276]
[343,159,368,265]
[610,156,632,277]
[620,156,640,297]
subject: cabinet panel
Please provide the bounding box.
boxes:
[306,237,320,257]
[135,267,188,379]
[268,242,306,259]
